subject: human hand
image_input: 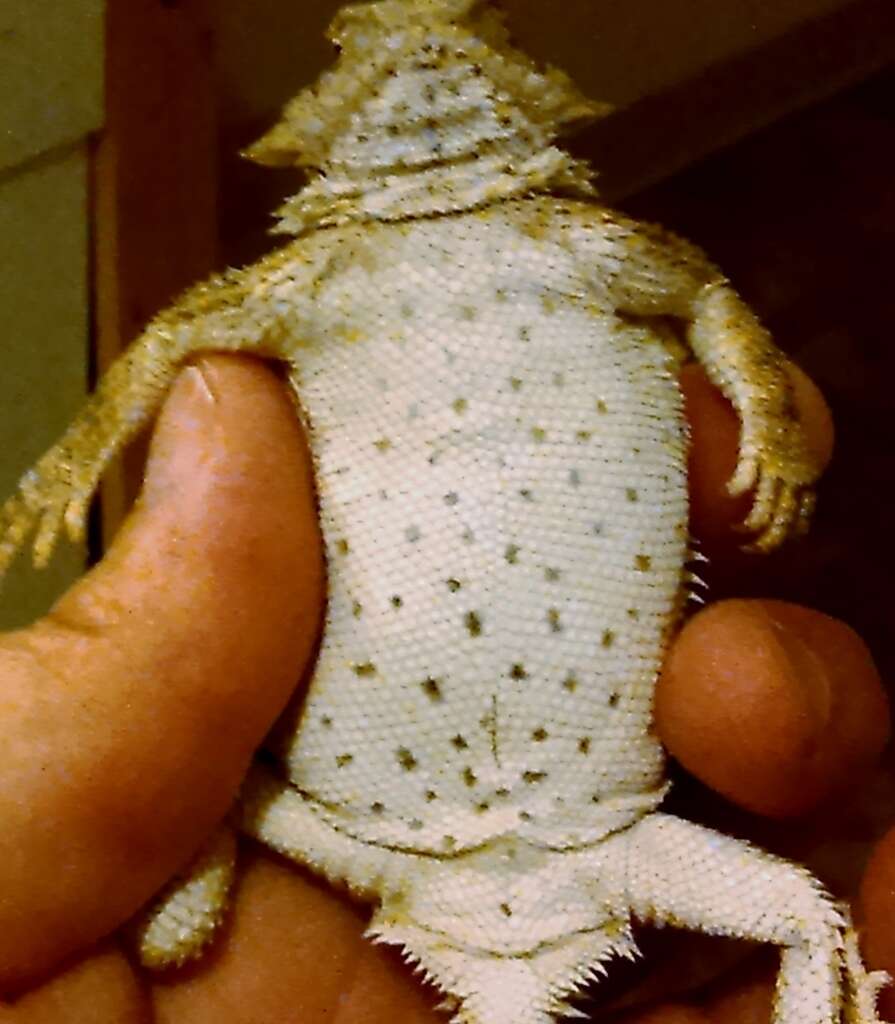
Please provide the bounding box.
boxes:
[0,356,888,1023]
[0,355,327,1015]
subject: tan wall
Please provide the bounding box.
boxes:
[0,0,104,628]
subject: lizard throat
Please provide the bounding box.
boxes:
[268,140,596,236]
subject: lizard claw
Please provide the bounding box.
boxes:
[64,494,91,545]
[0,493,33,579]
[728,448,760,498]
[0,457,92,581]
[33,504,67,571]
[729,427,821,553]
[741,471,781,533]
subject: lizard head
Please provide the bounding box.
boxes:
[328,0,481,39]
[242,0,610,234]
[244,0,605,169]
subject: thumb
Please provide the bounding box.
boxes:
[0,354,324,992]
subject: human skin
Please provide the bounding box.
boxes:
[0,354,886,1022]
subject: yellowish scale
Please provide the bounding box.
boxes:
[0,2,886,1022]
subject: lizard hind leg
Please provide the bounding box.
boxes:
[609,813,890,1024]
[131,823,237,969]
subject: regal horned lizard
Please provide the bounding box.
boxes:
[0,1,887,1021]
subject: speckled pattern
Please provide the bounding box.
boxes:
[0,1,886,1022]
[275,207,684,858]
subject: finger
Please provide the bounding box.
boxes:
[0,942,149,1023]
[0,355,325,991]
[655,599,889,817]
[681,361,834,551]
[150,846,441,1024]
[858,826,895,1021]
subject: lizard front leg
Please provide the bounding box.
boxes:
[686,281,819,550]
[600,813,888,1024]
[561,206,823,551]
[1,322,190,576]
[0,264,290,579]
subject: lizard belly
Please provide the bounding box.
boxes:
[272,218,688,856]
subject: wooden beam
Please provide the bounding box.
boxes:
[92,0,218,545]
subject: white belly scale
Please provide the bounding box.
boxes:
[271,210,688,856]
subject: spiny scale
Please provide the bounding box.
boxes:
[0,1,885,1022]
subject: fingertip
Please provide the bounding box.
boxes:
[54,353,325,738]
[656,599,888,817]
[682,361,833,552]
[858,826,895,1020]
